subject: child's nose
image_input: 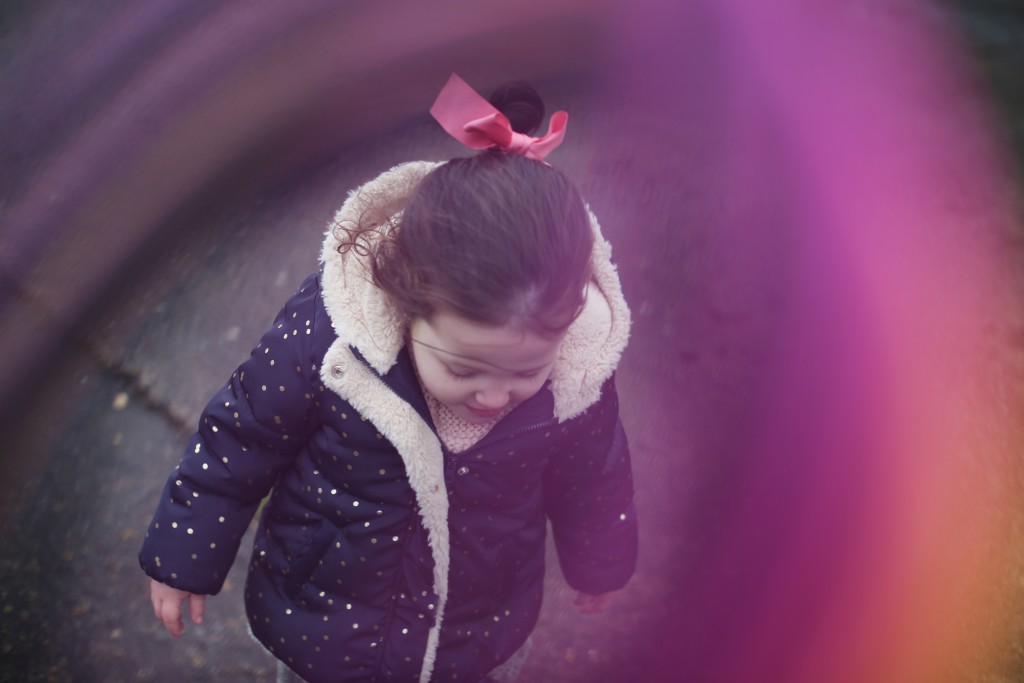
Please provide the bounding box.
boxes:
[475,388,509,410]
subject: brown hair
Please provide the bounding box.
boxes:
[338,82,593,336]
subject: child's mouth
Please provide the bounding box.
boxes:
[466,405,505,418]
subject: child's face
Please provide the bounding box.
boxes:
[409,311,563,424]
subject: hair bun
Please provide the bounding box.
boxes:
[488,81,545,135]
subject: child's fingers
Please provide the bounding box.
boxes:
[149,579,162,620]
[150,579,185,635]
[157,595,184,637]
[189,593,205,625]
[592,593,614,612]
[574,591,614,614]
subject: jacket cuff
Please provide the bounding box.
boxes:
[138,473,257,595]
[553,499,638,594]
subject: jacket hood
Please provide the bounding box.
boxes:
[319,160,631,422]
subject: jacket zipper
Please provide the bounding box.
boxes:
[471,417,560,452]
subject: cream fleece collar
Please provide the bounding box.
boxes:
[319,161,630,421]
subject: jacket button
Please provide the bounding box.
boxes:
[456,466,470,476]
[331,365,344,378]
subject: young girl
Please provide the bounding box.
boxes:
[140,74,637,683]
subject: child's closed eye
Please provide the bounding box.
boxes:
[443,365,543,381]
[445,366,478,380]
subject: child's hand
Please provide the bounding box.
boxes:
[150,579,205,637]
[574,590,615,614]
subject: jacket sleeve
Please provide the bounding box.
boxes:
[543,376,638,595]
[138,274,323,595]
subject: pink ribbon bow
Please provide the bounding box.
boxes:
[430,73,568,161]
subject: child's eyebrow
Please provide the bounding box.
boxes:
[410,337,550,374]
